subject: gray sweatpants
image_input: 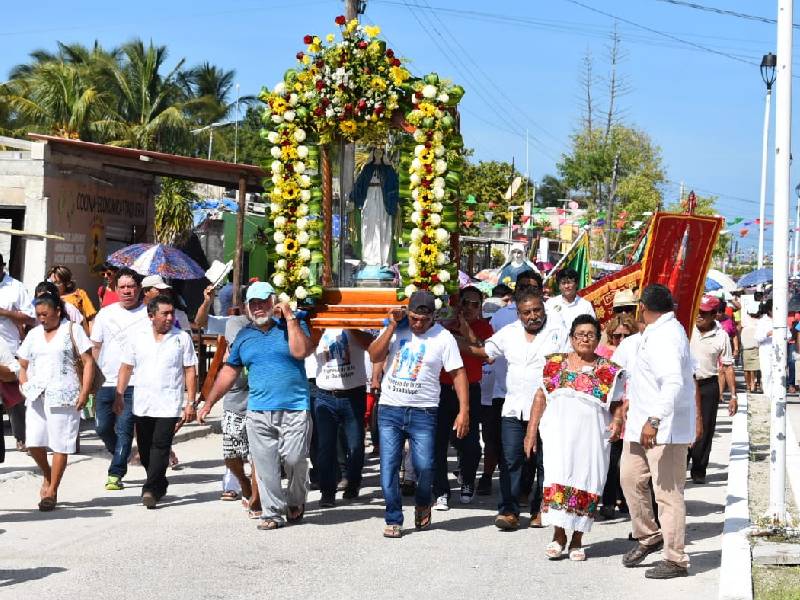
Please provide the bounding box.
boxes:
[246,409,312,522]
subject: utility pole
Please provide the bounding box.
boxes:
[767,0,792,525]
[759,53,778,269]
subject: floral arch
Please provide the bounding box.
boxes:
[260,16,465,310]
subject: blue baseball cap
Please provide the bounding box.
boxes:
[245,281,275,301]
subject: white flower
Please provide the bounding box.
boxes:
[270,202,281,213]
[294,129,307,142]
[271,114,283,124]
[407,263,418,277]
[298,195,311,207]
[433,187,445,200]
[276,259,287,269]
[411,189,419,200]
[296,217,308,230]
[410,212,421,225]
[437,93,449,103]
[435,160,447,174]
[294,161,306,174]
[283,110,296,122]
[436,252,447,265]
[433,177,445,189]
[413,129,426,142]
[431,202,443,212]
[435,228,449,243]
[408,243,420,256]
[434,298,443,310]
[270,147,282,159]
[273,216,287,228]
[267,131,279,144]
[273,82,286,94]
[271,173,282,185]
[404,284,418,297]
[325,108,335,118]
[411,158,421,170]
[298,248,311,261]
[274,231,286,243]
[276,243,287,255]
[422,84,437,98]
[299,266,310,278]
[272,273,286,287]
[288,93,299,106]
[300,174,311,187]
[410,228,423,242]
[297,145,309,158]
[295,286,308,300]
[271,160,283,173]
[433,131,444,142]
[437,270,450,282]
[278,292,291,303]
[410,173,421,186]
[414,144,426,156]
[412,201,422,212]
[432,283,445,297]
[297,231,310,244]
[430,213,442,226]
[434,145,445,157]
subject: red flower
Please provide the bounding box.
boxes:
[357,41,368,49]
[335,15,347,25]
[303,34,313,44]
[595,365,616,385]
[543,361,561,378]
[392,58,401,67]
[316,80,325,91]
[296,51,304,60]
[386,49,395,58]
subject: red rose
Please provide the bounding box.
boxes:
[316,60,325,69]
[335,15,347,25]
[421,236,430,244]
[386,49,395,58]
[543,361,561,378]
[431,274,440,283]
[392,58,401,67]
[595,365,615,385]
[303,34,313,44]
[358,41,368,49]
[314,107,325,116]
[316,80,325,91]
[296,51,304,60]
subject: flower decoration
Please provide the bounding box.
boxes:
[259,16,465,307]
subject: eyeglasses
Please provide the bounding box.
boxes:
[572,332,597,341]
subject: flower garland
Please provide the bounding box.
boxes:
[259,16,464,307]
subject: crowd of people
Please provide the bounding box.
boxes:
[1,257,770,581]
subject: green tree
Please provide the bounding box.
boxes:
[537,174,568,208]
[154,177,197,245]
[460,160,532,235]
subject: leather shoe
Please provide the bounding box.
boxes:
[494,513,520,531]
[645,560,689,579]
[622,540,663,567]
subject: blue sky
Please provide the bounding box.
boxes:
[1,0,796,254]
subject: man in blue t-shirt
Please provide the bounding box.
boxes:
[203,282,314,530]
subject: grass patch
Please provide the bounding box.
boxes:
[753,565,800,600]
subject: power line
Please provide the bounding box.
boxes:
[654,0,800,29]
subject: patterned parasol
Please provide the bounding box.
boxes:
[107,243,206,280]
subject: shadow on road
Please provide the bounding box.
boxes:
[0,566,67,587]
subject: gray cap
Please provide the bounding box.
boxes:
[408,290,436,314]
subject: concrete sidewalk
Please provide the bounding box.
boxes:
[0,406,734,600]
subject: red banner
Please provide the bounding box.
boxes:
[579,263,642,326]
[639,212,723,335]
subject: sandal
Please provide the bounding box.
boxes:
[545,540,565,560]
[38,496,57,512]
[256,518,284,531]
[248,509,263,520]
[569,547,587,562]
[287,504,305,523]
[220,490,239,502]
[383,524,402,538]
[414,505,432,530]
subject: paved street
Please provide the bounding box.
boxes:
[1,405,732,600]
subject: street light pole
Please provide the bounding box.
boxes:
[768,1,792,525]
[794,182,800,277]
[758,52,777,269]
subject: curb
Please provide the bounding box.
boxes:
[784,405,800,512]
[719,393,753,600]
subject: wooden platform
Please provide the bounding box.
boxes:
[308,287,406,329]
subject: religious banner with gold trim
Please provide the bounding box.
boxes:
[578,262,642,326]
[639,212,723,335]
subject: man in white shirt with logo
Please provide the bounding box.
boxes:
[90,267,149,491]
[545,267,596,332]
[312,327,375,507]
[116,294,197,508]
[619,284,695,579]
[466,286,568,530]
[369,290,469,538]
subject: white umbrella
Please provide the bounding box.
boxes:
[707,269,737,292]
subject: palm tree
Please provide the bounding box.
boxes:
[181,62,236,125]
[154,177,197,245]
[97,39,191,152]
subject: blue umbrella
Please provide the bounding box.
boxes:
[737,268,773,288]
[705,277,722,292]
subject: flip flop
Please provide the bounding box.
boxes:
[38,496,57,512]
[220,490,239,501]
[569,547,587,562]
[383,524,402,538]
[256,518,284,531]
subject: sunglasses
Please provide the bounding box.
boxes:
[613,305,636,314]
[611,333,630,341]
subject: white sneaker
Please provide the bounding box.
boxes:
[433,494,450,511]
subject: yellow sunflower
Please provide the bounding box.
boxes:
[418,148,434,164]
[371,76,387,91]
[339,120,358,136]
[390,66,410,85]
[271,97,288,115]
[283,181,300,200]
[284,238,299,255]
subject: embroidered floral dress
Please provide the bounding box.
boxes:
[538,353,623,532]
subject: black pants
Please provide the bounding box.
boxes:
[135,415,179,498]
[689,377,720,479]
[433,383,482,498]
[602,439,626,508]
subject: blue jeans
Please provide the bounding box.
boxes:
[314,387,366,496]
[498,416,543,517]
[378,405,437,525]
[95,386,135,478]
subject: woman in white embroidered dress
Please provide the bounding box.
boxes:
[524,314,624,561]
[17,291,93,511]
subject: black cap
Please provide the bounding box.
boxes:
[408,290,436,314]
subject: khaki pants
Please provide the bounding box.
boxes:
[620,441,689,568]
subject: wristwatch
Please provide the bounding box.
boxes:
[647,417,661,429]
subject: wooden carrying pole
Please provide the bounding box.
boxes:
[232,174,247,307]
[200,335,228,400]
